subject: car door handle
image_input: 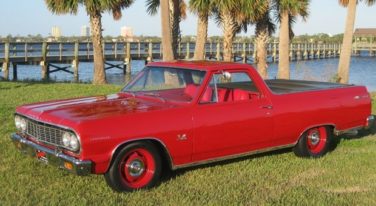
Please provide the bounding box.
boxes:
[261,105,273,109]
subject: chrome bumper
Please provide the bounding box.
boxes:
[11,133,92,176]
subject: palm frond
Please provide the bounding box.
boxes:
[146,0,160,16]
[255,8,276,37]
[44,0,80,14]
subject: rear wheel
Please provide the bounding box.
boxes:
[105,141,162,192]
[293,126,332,158]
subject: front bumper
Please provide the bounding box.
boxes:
[11,133,92,176]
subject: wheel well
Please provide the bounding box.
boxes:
[108,139,173,172]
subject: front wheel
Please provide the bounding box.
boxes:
[105,141,162,192]
[293,126,333,158]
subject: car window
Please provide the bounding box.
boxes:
[123,66,206,103]
[200,71,260,103]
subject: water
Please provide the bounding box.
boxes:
[1,57,375,91]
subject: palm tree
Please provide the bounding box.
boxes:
[160,0,175,60]
[274,0,309,79]
[254,6,275,79]
[189,0,213,60]
[213,0,267,62]
[146,0,187,59]
[45,0,133,85]
[337,0,375,83]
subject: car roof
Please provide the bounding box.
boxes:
[147,60,253,71]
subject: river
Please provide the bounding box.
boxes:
[1,56,375,92]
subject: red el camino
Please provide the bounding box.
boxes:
[11,61,374,192]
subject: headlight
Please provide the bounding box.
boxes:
[15,116,27,132]
[62,131,80,152]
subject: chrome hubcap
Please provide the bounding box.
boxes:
[309,131,320,145]
[127,159,145,177]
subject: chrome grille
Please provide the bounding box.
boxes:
[26,119,64,147]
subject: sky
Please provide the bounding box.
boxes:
[0,0,375,37]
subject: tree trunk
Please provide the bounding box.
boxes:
[277,11,290,79]
[161,0,174,61]
[337,0,357,83]
[90,12,107,84]
[255,27,269,79]
[222,10,236,62]
[193,13,208,60]
[170,0,180,59]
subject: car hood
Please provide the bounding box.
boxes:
[16,93,180,125]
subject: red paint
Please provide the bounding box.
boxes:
[15,61,372,174]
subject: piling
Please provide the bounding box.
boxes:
[242,42,247,63]
[2,42,10,80]
[146,42,153,64]
[124,42,131,75]
[41,42,49,80]
[72,41,79,82]
[216,42,221,60]
[186,42,190,59]
[12,63,17,80]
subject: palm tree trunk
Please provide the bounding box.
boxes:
[255,25,269,79]
[277,11,290,79]
[193,13,208,60]
[337,0,357,84]
[90,12,107,84]
[222,10,235,62]
[161,0,174,61]
[170,0,180,59]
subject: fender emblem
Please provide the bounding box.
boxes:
[177,134,187,141]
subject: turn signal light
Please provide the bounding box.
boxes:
[64,162,73,170]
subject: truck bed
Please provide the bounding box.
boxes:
[220,79,352,94]
[265,79,352,94]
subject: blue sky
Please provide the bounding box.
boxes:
[0,0,375,37]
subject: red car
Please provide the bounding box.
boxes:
[11,61,374,192]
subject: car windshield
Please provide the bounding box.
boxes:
[123,66,206,103]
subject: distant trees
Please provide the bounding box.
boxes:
[337,0,375,84]
[45,0,134,85]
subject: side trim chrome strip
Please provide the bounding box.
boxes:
[172,144,295,170]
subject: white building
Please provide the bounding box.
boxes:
[120,26,134,41]
[51,26,61,38]
[81,25,90,37]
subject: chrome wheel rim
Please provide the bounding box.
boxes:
[127,159,145,177]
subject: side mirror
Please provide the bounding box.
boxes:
[221,71,232,82]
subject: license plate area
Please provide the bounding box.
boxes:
[36,150,48,164]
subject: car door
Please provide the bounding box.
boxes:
[192,70,274,162]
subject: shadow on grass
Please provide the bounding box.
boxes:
[0,79,91,87]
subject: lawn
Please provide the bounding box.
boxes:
[0,81,375,205]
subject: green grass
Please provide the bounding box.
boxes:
[0,81,375,205]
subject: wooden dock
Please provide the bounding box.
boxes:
[0,41,343,81]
